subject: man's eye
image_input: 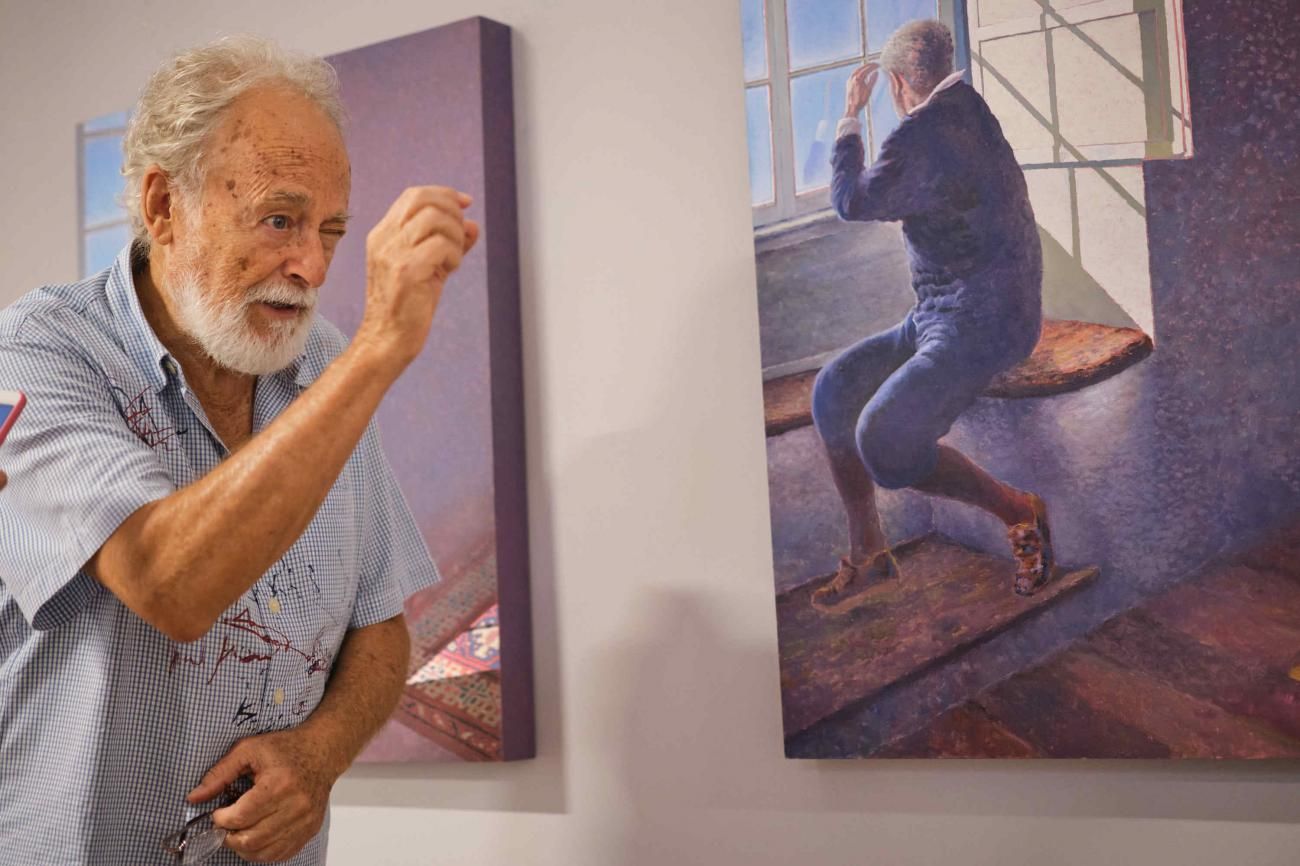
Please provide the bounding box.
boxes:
[264,215,292,231]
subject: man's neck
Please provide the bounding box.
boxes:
[135,253,257,409]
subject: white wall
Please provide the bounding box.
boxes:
[1,1,1297,864]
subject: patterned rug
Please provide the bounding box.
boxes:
[395,550,503,761]
[399,605,502,760]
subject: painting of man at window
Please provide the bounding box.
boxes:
[743,0,1300,759]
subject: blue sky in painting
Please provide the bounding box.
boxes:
[82,110,129,133]
[746,86,775,205]
[787,0,861,70]
[741,0,768,81]
[82,133,127,227]
[791,64,859,193]
[83,222,130,276]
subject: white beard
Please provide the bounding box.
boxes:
[169,267,317,376]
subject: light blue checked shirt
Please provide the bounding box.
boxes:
[0,244,439,864]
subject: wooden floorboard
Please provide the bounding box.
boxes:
[877,703,1042,758]
[1084,609,1300,743]
[777,533,1098,736]
[974,661,1173,758]
[887,522,1300,758]
[1034,649,1300,758]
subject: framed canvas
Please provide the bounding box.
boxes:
[740,0,1300,758]
[78,17,533,763]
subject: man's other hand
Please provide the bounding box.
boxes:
[189,727,344,863]
[844,62,880,118]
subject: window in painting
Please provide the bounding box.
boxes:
[742,0,949,228]
[78,112,131,277]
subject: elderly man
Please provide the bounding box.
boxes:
[809,20,1052,613]
[0,37,476,864]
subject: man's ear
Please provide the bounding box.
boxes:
[889,70,906,99]
[140,165,179,247]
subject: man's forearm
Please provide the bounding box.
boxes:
[88,338,406,642]
[297,615,410,777]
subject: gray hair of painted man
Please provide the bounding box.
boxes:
[879,19,955,97]
[120,34,346,248]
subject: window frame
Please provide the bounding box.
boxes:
[746,0,962,229]
[77,118,132,279]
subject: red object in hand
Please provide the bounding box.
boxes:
[0,390,27,446]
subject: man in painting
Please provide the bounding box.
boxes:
[810,19,1052,613]
[0,36,477,864]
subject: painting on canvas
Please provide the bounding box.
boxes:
[740,0,1300,758]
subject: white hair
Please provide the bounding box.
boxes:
[879,19,955,97]
[121,34,345,247]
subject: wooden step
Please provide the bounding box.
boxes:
[777,533,1099,736]
[764,319,1153,437]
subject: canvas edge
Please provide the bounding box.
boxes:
[475,16,536,762]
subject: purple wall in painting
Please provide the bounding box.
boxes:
[792,0,1300,755]
[321,18,532,760]
[325,21,494,573]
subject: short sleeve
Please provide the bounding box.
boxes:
[350,420,440,630]
[0,332,174,630]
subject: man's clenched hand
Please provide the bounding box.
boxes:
[844,62,880,118]
[189,727,345,863]
[355,185,481,374]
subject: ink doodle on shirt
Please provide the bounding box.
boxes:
[110,384,187,451]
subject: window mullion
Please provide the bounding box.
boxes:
[767,0,797,222]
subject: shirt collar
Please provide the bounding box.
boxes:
[104,240,326,394]
[104,240,178,395]
[908,69,967,116]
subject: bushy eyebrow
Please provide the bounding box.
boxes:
[253,190,351,225]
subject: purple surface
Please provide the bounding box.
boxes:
[322,18,532,761]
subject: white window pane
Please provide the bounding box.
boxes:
[866,0,938,54]
[787,0,862,71]
[83,223,130,277]
[741,0,768,81]
[746,86,775,207]
[869,75,902,160]
[83,134,126,227]
[791,65,859,194]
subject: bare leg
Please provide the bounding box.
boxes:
[911,444,1055,594]
[909,443,1037,527]
[822,443,890,563]
[809,440,902,614]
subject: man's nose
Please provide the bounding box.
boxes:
[283,230,329,288]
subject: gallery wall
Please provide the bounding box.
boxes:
[0,0,1297,863]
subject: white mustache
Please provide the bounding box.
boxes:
[248,282,318,311]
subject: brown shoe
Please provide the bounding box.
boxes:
[810,549,900,615]
[1008,494,1054,596]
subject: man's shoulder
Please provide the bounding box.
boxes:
[0,271,115,352]
[921,82,995,131]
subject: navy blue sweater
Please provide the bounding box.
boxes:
[831,82,1043,361]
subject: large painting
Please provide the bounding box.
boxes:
[741,0,1300,758]
[79,17,533,762]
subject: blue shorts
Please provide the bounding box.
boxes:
[810,307,1033,490]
